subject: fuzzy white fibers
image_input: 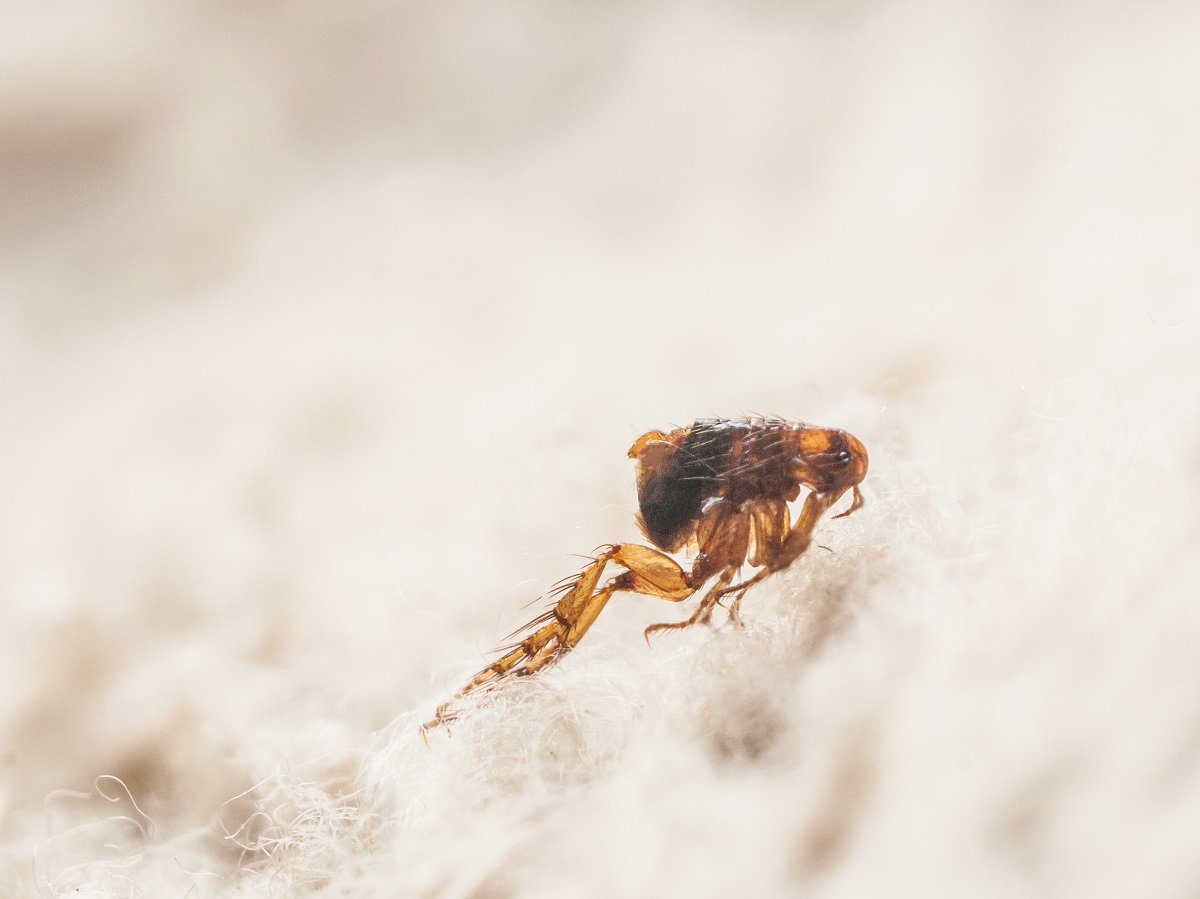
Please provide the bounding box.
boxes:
[2,1,1200,898]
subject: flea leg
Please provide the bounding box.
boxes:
[723,578,758,624]
[774,489,842,568]
[713,488,849,618]
[423,543,695,733]
[643,566,736,641]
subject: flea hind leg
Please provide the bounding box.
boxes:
[644,566,737,641]
[424,543,695,732]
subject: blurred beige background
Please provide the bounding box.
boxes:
[2,1,1199,896]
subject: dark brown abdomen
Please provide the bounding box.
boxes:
[636,422,735,551]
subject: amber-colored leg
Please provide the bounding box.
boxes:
[722,578,758,624]
[423,543,697,733]
[713,488,848,615]
[643,566,736,641]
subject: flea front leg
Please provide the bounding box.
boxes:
[712,488,849,612]
[423,543,695,732]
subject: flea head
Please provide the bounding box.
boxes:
[793,427,869,495]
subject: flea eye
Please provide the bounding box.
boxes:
[836,451,852,465]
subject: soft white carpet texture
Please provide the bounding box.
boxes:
[3,2,1199,897]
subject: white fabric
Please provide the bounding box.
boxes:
[2,3,1198,896]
